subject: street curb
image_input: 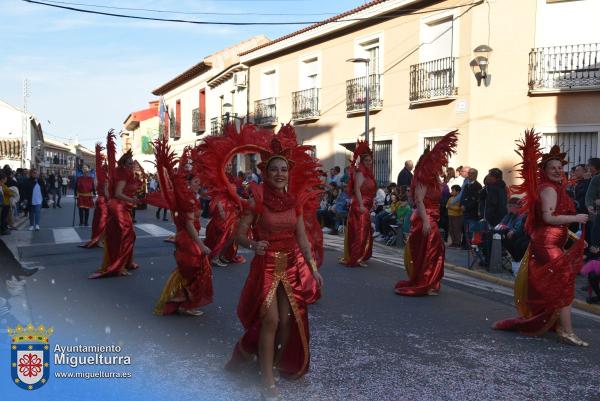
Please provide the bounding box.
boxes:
[370,239,600,316]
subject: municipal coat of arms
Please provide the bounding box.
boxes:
[8,324,53,390]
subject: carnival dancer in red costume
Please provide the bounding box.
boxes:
[89,131,142,279]
[340,140,376,267]
[75,165,95,226]
[204,163,245,267]
[149,138,213,316]
[394,130,458,296]
[197,124,323,401]
[80,143,109,248]
[493,130,589,346]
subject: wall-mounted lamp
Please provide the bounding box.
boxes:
[471,44,493,86]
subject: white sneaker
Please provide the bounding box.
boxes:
[374,231,381,237]
[28,226,34,231]
[35,225,40,231]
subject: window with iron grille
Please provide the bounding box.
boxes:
[542,131,598,171]
[423,136,443,151]
[373,140,392,186]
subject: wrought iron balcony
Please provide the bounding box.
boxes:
[529,43,600,92]
[209,113,238,136]
[292,88,320,120]
[192,108,206,133]
[409,57,457,102]
[254,98,277,126]
[346,74,382,112]
[210,117,220,136]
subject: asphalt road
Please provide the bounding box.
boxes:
[1,197,600,401]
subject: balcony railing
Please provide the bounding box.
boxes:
[210,117,220,136]
[529,43,600,92]
[209,113,239,136]
[409,57,457,102]
[254,98,277,126]
[346,74,382,112]
[292,88,320,120]
[192,108,206,133]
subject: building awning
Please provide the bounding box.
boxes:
[0,139,22,160]
[124,107,159,131]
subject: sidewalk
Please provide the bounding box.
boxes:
[369,236,600,316]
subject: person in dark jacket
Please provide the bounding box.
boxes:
[458,168,483,249]
[481,168,508,227]
[23,169,48,230]
[396,160,414,187]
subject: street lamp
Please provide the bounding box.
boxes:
[346,57,370,142]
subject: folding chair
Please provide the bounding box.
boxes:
[466,219,490,269]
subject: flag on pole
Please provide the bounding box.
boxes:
[158,96,169,139]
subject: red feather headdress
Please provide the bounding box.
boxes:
[105,129,117,197]
[412,130,458,190]
[94,142,108,188]
[195,122,323,262]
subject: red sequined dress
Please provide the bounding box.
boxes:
[394,130,457,296]
[89,166,140,278]
[341,163,376,267]
[228,184,319,379]
[81,144,108,249]
[493,178,584,334]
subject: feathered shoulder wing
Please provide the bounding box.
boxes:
[413,130,458,189]
[511,129,541,235]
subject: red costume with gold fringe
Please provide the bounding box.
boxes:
[80,143,108,248]
[394,130,458,296]
[197,123,322,379]
[493,130,585,335]
[148,139,213,315]
[340,140,376,267]
[89,130,141,279]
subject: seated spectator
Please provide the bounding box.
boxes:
[317,188,337,231]
[331,184,350,234]
[396,194,412,234]
[495,197,529,262]
[446,184,463,247]
[379,193,401,240]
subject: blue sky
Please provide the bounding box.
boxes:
[0,0,357,148]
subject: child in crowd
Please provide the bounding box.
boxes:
[446,184,463,247]
[396,194,412,239]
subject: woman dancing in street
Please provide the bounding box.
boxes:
[89,130,142,278]
[493,130,589,346]
[340,140,376,267]
[197,124,323,401]
[150,138,213,316]
[80,143,108,248]
[394,130,458,296]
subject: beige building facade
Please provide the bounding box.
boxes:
[239,0,600,185]
[151,36,269,156]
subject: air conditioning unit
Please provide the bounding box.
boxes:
[234,71,247,88]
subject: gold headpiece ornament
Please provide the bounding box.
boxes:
[538,145,568,168]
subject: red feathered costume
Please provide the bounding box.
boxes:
[80,143,108,248]
[493,130,585,335]
[150,140,213,315]
[340,140,376,267]
[89,130,141,279]
[394,130,458,296]
[203,172,245,264]
[197,124,322,379]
